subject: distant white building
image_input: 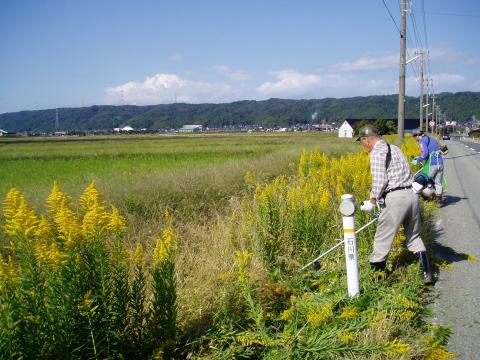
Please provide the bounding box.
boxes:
[179,125,203,133]
[338,120,354,138]
[0,129,7,136]
[121,126,134,132]
[312,123,334,132]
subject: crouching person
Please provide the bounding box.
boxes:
[412,128,445,205]
[357,125,433,285]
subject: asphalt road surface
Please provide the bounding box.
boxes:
[430,137,480,359]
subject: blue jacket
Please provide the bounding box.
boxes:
[416,135,444,166]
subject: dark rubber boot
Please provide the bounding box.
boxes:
[370,261,386,272]
[370,261,386,281]
[418,251,433,285]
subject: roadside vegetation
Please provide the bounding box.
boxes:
[0,133,455,359]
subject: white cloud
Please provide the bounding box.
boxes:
[104,48,473,106]
[256,69,398,98]
[104,73,234,105]
[256,70,322,96]
[431,73,465,86]
[214,65,250,80]
[330,53,398,72]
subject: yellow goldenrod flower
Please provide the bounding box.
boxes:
[164,208,172,226]
[79,180,102,212]
[337,330,355,344]
[237,335,268,347]
[54,198,80,247]
[235,250,252,285]
[339,306,359,320]
[106,205,127,234]
[133,243,145,264]
[386,339,410,357]
[34,215,54,242]
[78,290,98,316]
[398,310,417,321]
[393,232,406,247]
[244,170,255,188]
[425,346,457,360]
[46,182,71,216]
[3,187,23,220]
[306,303,333,327]
[81,200,109,239]
[398,296,421,310]
[152,227,176,266]
[0,256,18,289]
[280,309,292,321]
[34,240,67,266]
[387,339,410,357]
[3,195,39,238]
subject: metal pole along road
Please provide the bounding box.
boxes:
[397,0,407,142]
[339,194,360,297]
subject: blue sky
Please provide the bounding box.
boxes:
[1,0,479,114]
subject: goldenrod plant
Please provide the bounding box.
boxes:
[189,137,456,359]
[0,182,177,359]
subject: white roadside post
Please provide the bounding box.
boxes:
[339,194,360,297]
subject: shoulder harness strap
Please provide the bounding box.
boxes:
[385,143,391,170]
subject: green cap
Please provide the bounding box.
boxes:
[356,124,379,141]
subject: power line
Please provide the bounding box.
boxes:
[409,5,424,49]
[381,0,401,33]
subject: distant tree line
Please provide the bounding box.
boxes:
[0,92,479,133]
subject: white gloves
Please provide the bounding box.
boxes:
[360,200,375,212]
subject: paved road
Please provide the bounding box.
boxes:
[430,137,480,359]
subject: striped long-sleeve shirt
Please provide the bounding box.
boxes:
[370,140,414,201]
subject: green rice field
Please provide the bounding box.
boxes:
[0,133,358,220]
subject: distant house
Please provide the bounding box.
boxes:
[179,125,203,133]
[121,126,134,132]
[338,121,354,138]
[339,118,421,138]
[0,129,7,136]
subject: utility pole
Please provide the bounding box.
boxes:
[55,108,59,131]
[418,50,424,132]
[432,91,436,134]
[425,80,430,134]
[397,0,407,142]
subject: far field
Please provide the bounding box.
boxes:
[0,133,358,223]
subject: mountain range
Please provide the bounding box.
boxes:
[0,92,478,133]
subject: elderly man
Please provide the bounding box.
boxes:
[357,124,433,284]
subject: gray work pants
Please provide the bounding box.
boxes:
[369,188,426,263]
[429,164,444,196]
